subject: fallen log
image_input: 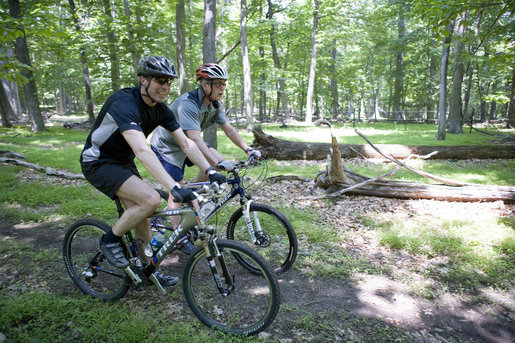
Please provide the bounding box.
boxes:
[311,133,515,203]
[252,126,515,160]
[315,178,515,203]
[0,151,85,180]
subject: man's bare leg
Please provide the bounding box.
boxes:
[119,197,153,265]
[112,175,161,237]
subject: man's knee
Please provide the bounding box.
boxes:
[146,190,162,210]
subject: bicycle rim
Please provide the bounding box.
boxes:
[183,240,280,336]
[62,219,129,301]
[227,203,298,275]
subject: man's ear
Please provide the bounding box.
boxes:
[140,76,149,86]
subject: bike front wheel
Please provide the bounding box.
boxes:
[62,218,130,301]
[227,203,298,275]
[183,240,280,336]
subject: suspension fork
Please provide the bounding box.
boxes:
[203,237,235,296]
[241,200,263,244]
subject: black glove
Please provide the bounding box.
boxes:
[217,160,234,171]
[170,184,197,203]
[207,170,227,186]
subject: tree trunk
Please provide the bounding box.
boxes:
[267,0,290,123]
[304,0,319,125]
[392,9,404,121]
[202,0,218,149]
[427,47,438,122]
[103,0,120,93]
[176,0,191,94]
[240,0,253,132]
[8,0,47,132]
[330,44,339,119]
[463,61,474,123]
[489,82,497,120]
[0,78,13,127]
[448,12,468,134]
[437,23,453,141]
[508,67,515,128]
[69,0,95,122]
[259,46,267,122]
[251,126,515,160]
[123,0,141,86]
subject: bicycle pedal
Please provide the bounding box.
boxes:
[148,273,166,293]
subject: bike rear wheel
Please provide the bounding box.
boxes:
[183,240,280,336]
[63,218,129,301]
[227,203,298,275]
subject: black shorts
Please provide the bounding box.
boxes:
[81,160,141,200]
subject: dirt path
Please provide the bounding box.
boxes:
[0,178,513,342]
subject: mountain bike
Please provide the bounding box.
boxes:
[169,157,298,275]
[62,184,281,336]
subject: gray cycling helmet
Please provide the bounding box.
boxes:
[196,63,229,81]
[137,56,177,79]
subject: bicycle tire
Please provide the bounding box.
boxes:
[182,239,280,336]
[227,203,298,275]
[63,218,130,301]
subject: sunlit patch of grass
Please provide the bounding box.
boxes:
[300,247,384,279]
[375,215,515,289]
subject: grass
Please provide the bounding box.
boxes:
[370,213,515,290]
[0,292,235,343]
[0,122,514,341]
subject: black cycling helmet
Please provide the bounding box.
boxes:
[196,63,229,81]
[137,56,177,79]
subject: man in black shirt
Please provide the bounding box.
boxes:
[80,56,225,288]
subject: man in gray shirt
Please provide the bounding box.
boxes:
[150,63,261,253]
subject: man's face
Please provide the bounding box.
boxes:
[141,76,172,105]
[205,78,227,102]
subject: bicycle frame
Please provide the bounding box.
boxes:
[184,168,262,245]
[122,202,234,295]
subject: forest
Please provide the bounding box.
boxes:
[0,0,514,138]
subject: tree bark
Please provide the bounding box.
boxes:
[304,0,319,125]
[252,126,515,160]
[330,44,340,119]
[102,0,120,93]
[8,0,47,132]
[437,23,453,141]
[123,0,141,86]
[267,0,290,123]
[508,66,515,128]
[202,0,218,149]
[240,0,253,131]
[69,0,95,121]
[176,0,191,94]
[448,12,468,134]
[426,48,438,122]
[392,8,404,121]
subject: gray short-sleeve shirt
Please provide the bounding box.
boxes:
[150,87,227,167]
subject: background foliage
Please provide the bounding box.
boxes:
[1,0,513,124]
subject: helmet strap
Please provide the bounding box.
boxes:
[202,80,213,105]
[142,77,157,104]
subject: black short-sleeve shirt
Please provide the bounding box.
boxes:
[80,87,180,164]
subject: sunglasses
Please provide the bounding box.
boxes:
[153,77,174,86]
[207,81,227,89]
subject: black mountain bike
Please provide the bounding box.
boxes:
[63,184,280,336]
[172,157,298,275]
